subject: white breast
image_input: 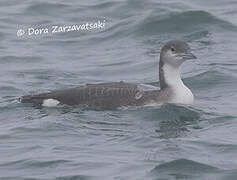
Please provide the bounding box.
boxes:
[163,64,194,105]
[170,84,194,105]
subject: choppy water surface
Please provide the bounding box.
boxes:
[1,0,237,179]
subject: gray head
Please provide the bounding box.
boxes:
[159,40,196,90]
[160,40,196,67]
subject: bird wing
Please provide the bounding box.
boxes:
[20,82,142,109]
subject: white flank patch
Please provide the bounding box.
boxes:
[42,99,60,107]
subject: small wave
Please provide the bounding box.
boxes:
[190,70,237,90]
[24,2,71,17]
[156,104,201,138]
[0,175,92,180]
[150,159,237,180]
[0,55,43,64]
[99,60,132,67]
[86,1,120,10]
[127,104,202,138]
[54,175,93,180]
[135,10,237,36]
[151,159,219,179]
[0,158,71,170]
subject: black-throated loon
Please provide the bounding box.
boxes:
[20,40,196,110]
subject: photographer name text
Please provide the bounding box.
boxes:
[17,20,106,37]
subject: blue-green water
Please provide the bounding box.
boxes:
[1,0,237,179]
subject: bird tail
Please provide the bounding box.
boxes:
[19,95,43,105]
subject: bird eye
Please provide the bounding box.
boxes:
[171,47,175,52]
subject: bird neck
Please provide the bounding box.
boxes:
[159,60,184,90]
[159,59,194,105]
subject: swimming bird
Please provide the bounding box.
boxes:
[20,40,196,110]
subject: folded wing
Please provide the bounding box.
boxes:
[20,82,143,109]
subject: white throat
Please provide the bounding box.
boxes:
[163,64,194,104]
